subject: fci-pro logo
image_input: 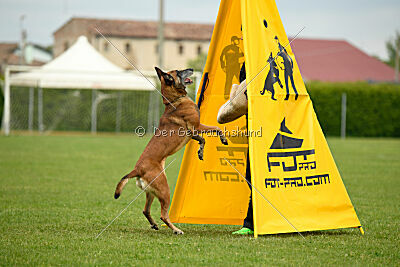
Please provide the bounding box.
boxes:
[265,118,330,189]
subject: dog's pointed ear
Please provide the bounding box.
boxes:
[155,66,164,80]
[155,66,174,86]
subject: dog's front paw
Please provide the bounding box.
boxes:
[151,224,159,230]
[197,148,204,160]
[221,136,228,145]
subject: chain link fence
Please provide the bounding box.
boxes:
[7,85,197,135]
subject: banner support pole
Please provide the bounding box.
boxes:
[359,226,365,235]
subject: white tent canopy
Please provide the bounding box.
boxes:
[2,36,158,135]
[9,36,155,90]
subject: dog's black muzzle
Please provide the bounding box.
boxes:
[176,68,194,88]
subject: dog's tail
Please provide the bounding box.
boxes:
[114,169,139,199]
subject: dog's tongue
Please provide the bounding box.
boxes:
[185,78,193,83]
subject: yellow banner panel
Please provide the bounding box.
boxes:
[241,0,361,236]
[169,0,250,225]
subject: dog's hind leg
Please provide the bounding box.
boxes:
[153,174,184,235]
[160,196,184,235]
[268,86,277,101]
[143,192,158,230]
[260,83,267,95]
[114,169,139,199]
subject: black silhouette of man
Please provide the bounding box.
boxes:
[260,52,283,100]
[275,36,298,100]
[220,36,244,99]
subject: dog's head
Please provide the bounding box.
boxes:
[155,67,193,103]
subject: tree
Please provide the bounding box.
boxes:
[184,53,208,101]
[44,45,53,56]
[187,53,207,72]
[385,31,400,68]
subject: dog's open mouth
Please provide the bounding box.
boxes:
[184,77,193,85]
[177,68,194,87]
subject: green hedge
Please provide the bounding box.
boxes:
[0,87,3,122]
[0,77,3,122]
[307,82,400,137]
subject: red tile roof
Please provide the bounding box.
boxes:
[0,43,18,64]
[290,38,396,82]
[4,54,45,66]
[54,18,214,41]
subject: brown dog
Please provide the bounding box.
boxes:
[114,67,228,234]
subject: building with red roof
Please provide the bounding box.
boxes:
[53,18,396,82]
[290,38,396,82]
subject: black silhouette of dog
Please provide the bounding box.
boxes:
[260,52,283,100]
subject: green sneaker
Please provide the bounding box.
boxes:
[232,227,254,235]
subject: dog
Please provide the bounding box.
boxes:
[114,67,228,235]
[260,52,283,100]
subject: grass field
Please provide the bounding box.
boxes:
[0,134,399,265]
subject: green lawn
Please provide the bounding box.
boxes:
[0,135,399,265]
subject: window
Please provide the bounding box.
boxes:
[64,41,69,51]
[125,43,131,53]
[104,42,109,52]
[178,44,184,55]
[197,45,202,55]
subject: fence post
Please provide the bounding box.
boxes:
[2,66,10,136]
[116,91,122,133]
[38,87,43,133]
[153,91,160,129]
[146,91,152,133]
[341,92,347,139]
[28,87,34,131]
[91,90,97,134]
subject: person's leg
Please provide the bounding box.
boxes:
[284,73,290,100]
[290,74,298,100]
[277,77,283,88]
[224,68,234,99]
[233,150,254,235]
[243,192,253,230]
[242,150,254,230]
